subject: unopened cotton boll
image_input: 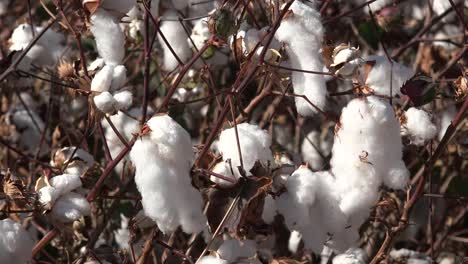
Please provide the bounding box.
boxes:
[158,12,193,70]
[331,96,409,226]
[364,55,414,99]
[90,9,125,65]
[275,1,327,116]
[217,123,273,179]
[94,91,117,113]
[129,115,206,234]
[113,90,133,110]
[401,107,437,146]
[91,64,115,92]
[0,219,35,264]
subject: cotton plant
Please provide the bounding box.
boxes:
[200,236,259,263]
[332,248,367,264]
[36,147,94,223]
[400,107,437,146]
[129,114,206,234]
[213,123,274,186]
[275,1,327,116]
[0,218,35,264]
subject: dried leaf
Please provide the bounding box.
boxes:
[82,0,100,15]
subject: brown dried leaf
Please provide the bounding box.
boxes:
[454,75,467,101]
[82,0,100,15]
[361,60,376,83]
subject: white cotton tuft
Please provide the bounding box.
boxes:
[91,64,115,92]
[364,55,414,99]
[158,11,193,70]
[366,0,391,12]
[217,123,273,180]
[216,238,257,262]
[90,9,125,65]
[111,65,127,90]
[49,192,91,223]
[114,214,130,250]
[129,115,206,234]
[276,168,350,253]
[288,230,302,254]
[47,174,82,198]
[401,107,437,146]
[331,96,409,225]
[94,91,117,113]
[438,106,456,141]
[6,106,46,153]
[210,161,236,187]
[198,256,229,264]
[113,90,133,110]
[332,248,367,264]
[0,219,35,264]
[9,23,66,66]
[275,1,327,116]
[301,131,332,170]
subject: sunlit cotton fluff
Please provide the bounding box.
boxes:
[301,130,333,170]
[331,96,409,227]
[401,107,437,146]
[158,11,193,70]
[129,115,206,234]
[275,1,327,116]
[332,248,367,264]
[0,219,35,264]
[90,9,125,65]
[364,55,414,100]
[276,168,351,253]
[217,123,273,183]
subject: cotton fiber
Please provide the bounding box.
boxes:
[90,9,125,65]
[217,123,273,181]
[158,11,193,70]
[0,219,35,264]
[275,1,327,116]
[129,115,206,234]
[401,107,437,146]
[364,55,414,99]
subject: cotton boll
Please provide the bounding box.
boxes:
[113,90,133,110]
[288,230,302,254]
[0,219,35,264]
[210,161,236,187]
[217,123,273,179]
[332,248,367,264]
[49,192,90,223]
[130,115,206,234]
[331,96,409,222]
[38,186,61,207]
[48,174,82,196]
[275,1,326,116]
[217,238,256,262]
[91,64,115,92]
[189,18,211,50]
[364,55,414,99]
[111,65,127,90]
[51,147,95,173]
[198,256,229,264]
[158,12,193,70]
[94,91,117,113]
[6,107,45,152]
[90,9,125,65]
[88,57,105,71]
[401,107,437,146]
[366,0,390,12]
